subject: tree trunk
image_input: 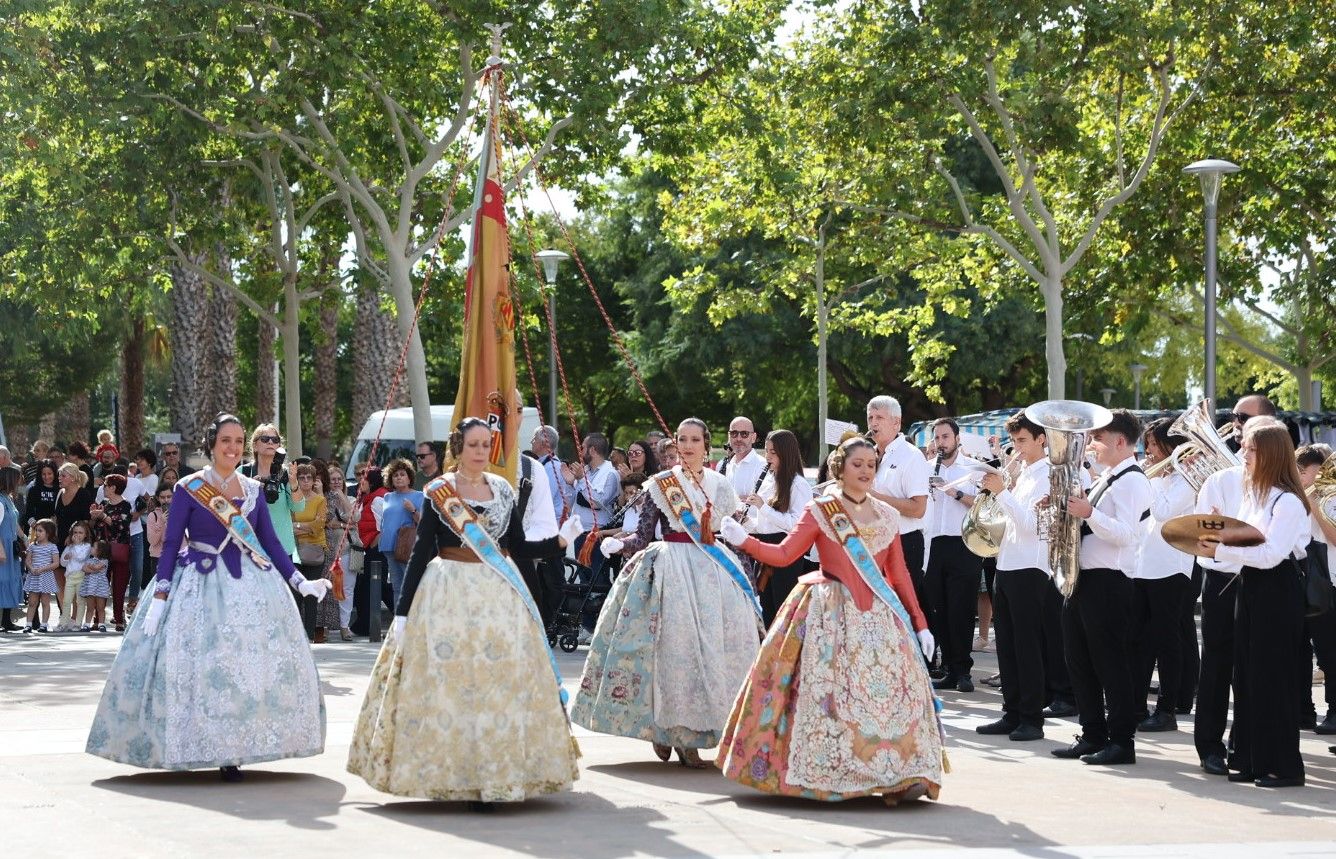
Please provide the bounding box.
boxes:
[121,316,146,453]
[169,256,210,451]
[6,423,30,460]
[353,279,407,435]
[281,274,304,455]
[38,413,56,445]
[256,307,277,426]
[63,391,91,448]
[1043,276,1067,400]
[385,254,433,446]
[206,245,238,418]
[313,292,339,460]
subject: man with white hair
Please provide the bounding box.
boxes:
[0,446,11,470]
[866,395,932,610]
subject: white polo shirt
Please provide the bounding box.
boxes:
[718,449,767,500]
[875,434,931,535]
[995,457,1052,575]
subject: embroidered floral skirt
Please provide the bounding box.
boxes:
[571,541,762,749]
[716,580,944,801]
[347,557,579,802]
[86,558,326,770]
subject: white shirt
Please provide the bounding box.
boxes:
[61,542,91,575]
[1215,487,1309,569]
[96,475,148,536]
[1196,466,1246,574]
[996,457,1052,575]
[748,472,814,534]
[1133,473,1196,579]
[137,470,160,498]
[718,449,767,500]
[1079,455,1154,574]
[520,455,559,541]
[876,434,931,534]
[926,454,983,540]
[573,460,620,531]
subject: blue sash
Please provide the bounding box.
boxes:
[183,475,273,570]
[655,470,762,620]
[426,477,568,707]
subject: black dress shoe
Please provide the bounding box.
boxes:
[1009,724,1044,742]
[956,676,974,693]
[932,675,960,691]
[1200,754,1228,776]
[1052,736,1105,759]
[1255,774,1304,788]
[976,718,1019,735]
[1081,743,1136,765]
[1043,700,1079,718]
[1299,713,1318,730]
[1227,770,1256,782]
[1315,714,1336,735]
[1137,711,1178,732]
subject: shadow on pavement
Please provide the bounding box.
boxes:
[93,769,346,830]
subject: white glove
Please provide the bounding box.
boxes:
[392,616,406,639]
[917,629,935,659]
[558,516,583,547]
[600,536,624,556]
[719,517,749,547]
[297,578,331,600]
[143,598,167,637]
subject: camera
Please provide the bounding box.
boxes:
[261,448,288,504]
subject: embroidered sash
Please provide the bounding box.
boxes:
[654,470,762,620]
[425,476,568,707]
[183,475,273,571]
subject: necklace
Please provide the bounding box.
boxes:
[840,488,867,511]
[456,471,486,487]
[206,467,239,494]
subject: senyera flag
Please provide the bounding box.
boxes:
[452,71,518,484]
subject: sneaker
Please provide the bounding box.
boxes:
[972,636,988,652]
[23,626,33,634]
[81,625,92,632]
[97,624,107,633]
[340,627,354,641]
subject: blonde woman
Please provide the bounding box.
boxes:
[240,425,306,561]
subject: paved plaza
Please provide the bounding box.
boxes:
[2,633,1335,857]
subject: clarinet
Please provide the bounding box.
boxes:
[734,465,771,523]
[603,489,647,532]
[929,450,945,499]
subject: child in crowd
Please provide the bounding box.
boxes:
[59,521,93,631]
[145,485,172,591]
[94,429,119,463]
[80,541,111,632]
[23,519,60,633]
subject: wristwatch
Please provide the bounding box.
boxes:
[953,490,964,502]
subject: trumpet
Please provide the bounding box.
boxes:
[1163,399,1241,492]
[1143,454,1175,480]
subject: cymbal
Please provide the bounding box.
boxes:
[1161,514,1265,557]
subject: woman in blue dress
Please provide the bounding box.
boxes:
[0,465,25,632]
[86,414,330,781]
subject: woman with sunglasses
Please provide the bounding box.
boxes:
[87,414,329,782]
[240,425,307,563]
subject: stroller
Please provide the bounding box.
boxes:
[547,557,614,653]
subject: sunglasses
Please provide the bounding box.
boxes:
[1230,412,1254,423]
[255,435,282,444]
[415,452,433,459]
[728,430,754,437]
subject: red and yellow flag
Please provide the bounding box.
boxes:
[452,77,518,484]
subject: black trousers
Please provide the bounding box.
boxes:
[755,531,806,627]
[536,555,567,630]
[1302,542,1336,720]
[926,535,981,679]
[295,562,323,640]
[350,548,395,636]
[1062,568,1136,746]
[1043,577,1073,704]
[1132,574,1192,718]
[994,567,1049,727]
[1233,561,1305,779]
[901,529,927,618]
[1194,569,1238,760]
[1177,563,1204,711]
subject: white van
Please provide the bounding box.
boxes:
[346,405,543,486]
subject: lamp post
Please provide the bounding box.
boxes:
[1100,387,1116,408]
[1183,158,1240,407]
[1130,363,1148,410]
[535,249,569,426]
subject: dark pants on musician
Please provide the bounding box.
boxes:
[1195,568,1238,761]
[1177,562,1204,712]
[755,531,805,627]
[536,555,568,630]
[1044,578,1073,705]
[994,567,1049,728]
[1302,542,1336,722]
[1233,561,1305,779]
[295,562,322,640]
[1062,567,1136,747]
[1132,573,1192,719]
[926,534,981,680]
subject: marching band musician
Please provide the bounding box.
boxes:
[866,396,933,621]
[716,416,767,498]
[1296,444,1336,735]
[975,411,1053,740]
[923,418,985,693]
[1130,419,1197,733]
[1197,422,1309,788]
[738,429,814,626]
[1051,409,1151,766]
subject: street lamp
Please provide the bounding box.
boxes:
[1100,387,1116,408]
[1130,363,1148,410]
[534,249,569,426]
[1183,158,1240,408]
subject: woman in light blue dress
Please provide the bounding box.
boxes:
[86,414,330,781]
[0,466,25,631]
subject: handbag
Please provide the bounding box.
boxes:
[393,525,416,564]
[298,542,326,566]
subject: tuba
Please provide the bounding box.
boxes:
[1164,398,1241,492]
[962,459,1010,558]
[1025,400,1113,597]
[1313,453,1336,530]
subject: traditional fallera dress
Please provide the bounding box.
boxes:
[86,471,325,770]
[572,466,763,750]
[347,472,578,802]
[717,494,946,802]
